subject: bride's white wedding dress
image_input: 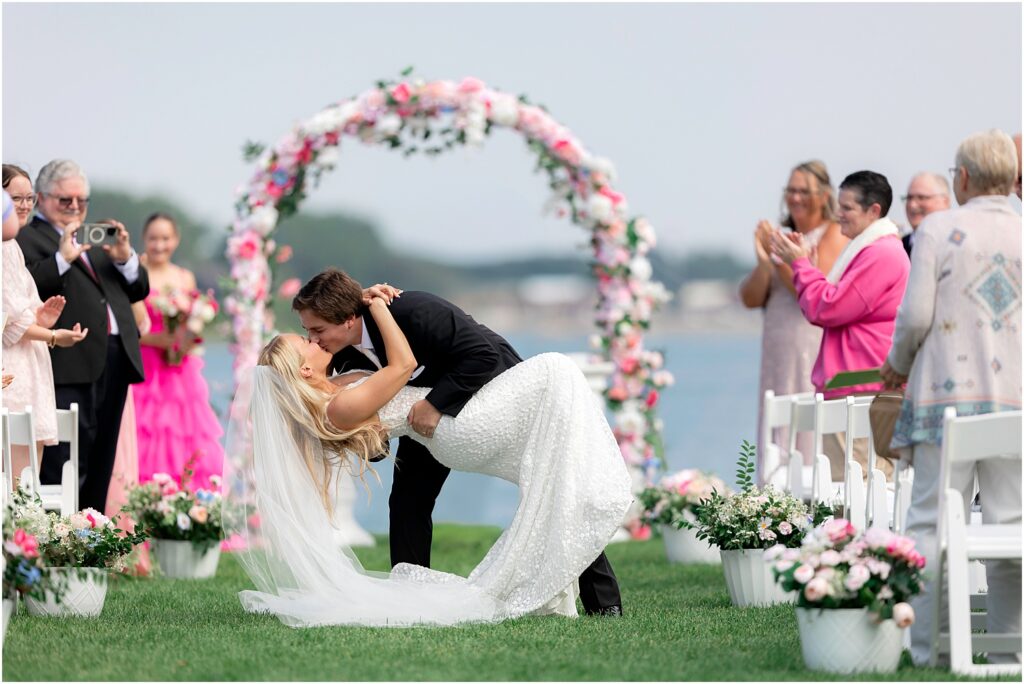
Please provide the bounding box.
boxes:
[226,353,632,628]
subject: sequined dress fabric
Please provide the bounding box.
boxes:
[375,352,633,617]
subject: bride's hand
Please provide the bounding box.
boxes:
[362,283,402,306]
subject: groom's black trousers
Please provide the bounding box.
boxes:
[390,437,623,613]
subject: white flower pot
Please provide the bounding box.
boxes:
[2,597,13,640]
[720,548,794,607]
[659,524,720,564]
[796,607,904,674]
[24,567,108,618]
[151,539,221,579]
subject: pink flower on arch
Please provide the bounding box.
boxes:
[457,77,485,94]
[391,82,411,104]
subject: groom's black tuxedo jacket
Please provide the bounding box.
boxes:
[16,216,150,384]
[329,291,521,417]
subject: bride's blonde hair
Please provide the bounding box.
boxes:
[258,335,385,514]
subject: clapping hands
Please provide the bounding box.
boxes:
[36,296,67,328]
[768,229,811,265]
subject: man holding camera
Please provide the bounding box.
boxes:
[16,159,149,511]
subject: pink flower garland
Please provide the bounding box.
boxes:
[227,75,674,493]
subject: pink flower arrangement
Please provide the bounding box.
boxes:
[150,287,220,365]
[768,519,926,622]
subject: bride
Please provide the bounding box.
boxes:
[225,294,633,628]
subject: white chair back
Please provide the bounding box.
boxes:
[811,397,846,507]
[760,390,813,487]
[786,393,822,500]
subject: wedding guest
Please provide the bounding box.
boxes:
[134,212,224,490]
[105,299,153,575]
[2,164,89,480]
[739,160,847,484]
[770,170,910,482]
[881,129,1021,666]
[16,159,149,511]
[901,172,950,257]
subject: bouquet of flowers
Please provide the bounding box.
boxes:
[149,287,219,365]
[3,490,57,601]
[769,518,926,623]
[639,469,729,530]
[36,507,147,573]
[123,465,223,552]
[686,441,833,550]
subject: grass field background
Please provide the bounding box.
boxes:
[1,525,998,681]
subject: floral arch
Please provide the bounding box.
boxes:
[226,72,675,484]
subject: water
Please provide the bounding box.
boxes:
[200,332,761,532]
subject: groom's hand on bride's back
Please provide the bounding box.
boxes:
[362,283,403,306]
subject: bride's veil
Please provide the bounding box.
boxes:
[223,366,509,628]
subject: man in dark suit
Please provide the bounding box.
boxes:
[16,159,149,511]
[294,268,623,616]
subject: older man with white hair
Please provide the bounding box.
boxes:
[881,129,1022,667]
[16,159,149,512]
[901,172,951,257]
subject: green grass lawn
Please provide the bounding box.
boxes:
[0,525,1001,681]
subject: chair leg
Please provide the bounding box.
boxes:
[944,490,975,674]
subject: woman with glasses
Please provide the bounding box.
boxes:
[2,164,88,480]
[739,160,847,485]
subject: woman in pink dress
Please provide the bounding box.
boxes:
[105,300,153,575]
[133,212,224,490]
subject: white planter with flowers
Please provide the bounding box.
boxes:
[659,523,720,564]
[770,519,925,674]
[639,469,729,565]
[151,539,221,579]
[721,548,793,606]
[687,441,832,606]
[125,468,224,580]
[795,607,903,674]
[24,567,108,618]
[2,597,14,640]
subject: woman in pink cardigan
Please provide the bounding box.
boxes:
[770,170,910,480]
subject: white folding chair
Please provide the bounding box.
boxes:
[844,395,892,528]
[842,395,870,529]
[786,393,823,500]
[759,390,813,488]
[932,407,1022,675]
[891,458,914,534]
[810,396,847,508]
[10,404,79,515]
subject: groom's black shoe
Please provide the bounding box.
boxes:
[586,605,623,617]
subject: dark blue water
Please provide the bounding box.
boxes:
[201,332,761,532]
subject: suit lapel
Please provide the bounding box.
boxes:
[362,313,388,367]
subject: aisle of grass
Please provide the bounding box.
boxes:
[0,525,994,681]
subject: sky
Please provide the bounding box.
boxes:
[2,2,1021,265]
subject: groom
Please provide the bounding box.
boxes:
[293,268,624,617]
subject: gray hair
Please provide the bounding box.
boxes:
[909,172,950,197]
[35,159,90,196]
[955,130,1017,195]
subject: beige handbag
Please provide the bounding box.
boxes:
[870,389,905,461]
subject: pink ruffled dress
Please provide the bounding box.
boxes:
[133,294,224,490]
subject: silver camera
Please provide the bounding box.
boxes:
[76,223,119,246]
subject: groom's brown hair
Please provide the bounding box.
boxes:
[292,268,363,323]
